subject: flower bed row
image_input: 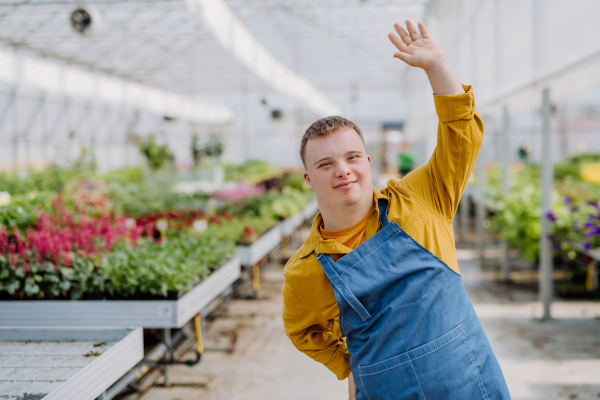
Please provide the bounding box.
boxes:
[484,156,600,298]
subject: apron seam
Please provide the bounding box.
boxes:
[359,359,410,376]
[358,373,375,400]
[460,325,490,400]
[408,332,462,363]
[398,229,462,279]
[323,255,371,320]
[339,229,402,276]
[409,359,427,400]
[359,324,463,376]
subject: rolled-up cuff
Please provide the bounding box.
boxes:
[433,84,475,123]
[325,350,352,380]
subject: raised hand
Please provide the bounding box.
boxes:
[388,20,446,71]
[388,20,463,95]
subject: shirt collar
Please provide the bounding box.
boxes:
[296,188,386,259]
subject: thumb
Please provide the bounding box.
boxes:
[393,51,412,65]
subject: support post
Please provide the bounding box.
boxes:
[252,263,260,293]
[163,328,172,387]
[476,157,486,267]
[460,198,469,243]
[281,236,290,260]
[539,88,553,320]
[501,106,511,281]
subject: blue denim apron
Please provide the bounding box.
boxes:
[316,199,511,400]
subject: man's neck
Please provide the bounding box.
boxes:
[320,193,375,231]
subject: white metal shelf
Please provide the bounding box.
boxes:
[0,327,143,400]
[0,258,240,328]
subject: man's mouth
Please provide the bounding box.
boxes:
[334,181,357,189]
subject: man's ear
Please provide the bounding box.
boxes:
[303,171,313,188]
[367,155,371,163]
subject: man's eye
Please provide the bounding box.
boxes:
[320,162,331,167]
[349,155,358,160]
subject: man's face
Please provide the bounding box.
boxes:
[303,128,372,210]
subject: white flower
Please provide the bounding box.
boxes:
[0,192,10,207]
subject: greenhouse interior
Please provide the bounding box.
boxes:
[0,0,599,399]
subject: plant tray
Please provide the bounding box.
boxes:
[0,327,142,400]
[279,212,304,237]
[237,227,282,267]
[0,258,240,328]
[302,199,319,220]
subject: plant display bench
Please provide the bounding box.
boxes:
[237,227,281,294]
[0,327,142,400]
[302,198,319,221]
[572,243,600,293]
[278,199,318,260]
[0,257,240,329]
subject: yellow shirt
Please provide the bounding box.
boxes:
[282,85,483,380]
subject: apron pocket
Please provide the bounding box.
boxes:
[358,324,488,400]
[357,354,423,400]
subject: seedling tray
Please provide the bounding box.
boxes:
[302,199,319,220]
[279,212,304,237]
[0,327,142,400]
[237,227,282,267]
[0,258,240,328]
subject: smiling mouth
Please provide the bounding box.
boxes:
[334,181,357,189]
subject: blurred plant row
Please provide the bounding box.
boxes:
[484,153,600,298]
[0,160,313,300]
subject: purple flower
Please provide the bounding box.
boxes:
[583,242,591,250]
[573,221,580,231]
[546,211,556,221]
[564,197,571,205]
[585,221,594,228]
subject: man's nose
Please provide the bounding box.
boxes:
[335,163,351,177]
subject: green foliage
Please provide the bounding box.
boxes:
[191,134,225,166]
[106,181,197,218]
[139,135,174,170]
[101,234,235,297]
[207,216,277,245]
[98,166,144,183]
[283,171,310,191]
[0,165,94,195]
[0,191,55,230]
[486,157,600,262]
[224,160,280,183]
[224,188,313,221]
[553,152,600,181]
[0,255,105,300]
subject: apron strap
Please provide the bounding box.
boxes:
[378,198,390,229]
[316,253,371,320]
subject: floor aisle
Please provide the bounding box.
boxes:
[139,247,600,400]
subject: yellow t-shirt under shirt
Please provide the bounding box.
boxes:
[319,207,373,257]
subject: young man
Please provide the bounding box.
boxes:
[282,21,511,400]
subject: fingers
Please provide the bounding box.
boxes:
[393,51,412,64]
[394,22,413,46]
[418,22,431,39]
[388,32,408,52]
[405,20,421,41]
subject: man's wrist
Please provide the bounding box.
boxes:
[424,58,464,96]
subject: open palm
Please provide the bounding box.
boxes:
[388,20,446,71]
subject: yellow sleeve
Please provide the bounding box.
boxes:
[398,84,483,219]
[282,279,351,380]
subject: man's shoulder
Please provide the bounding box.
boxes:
[283,247,320,280]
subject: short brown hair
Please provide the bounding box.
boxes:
[300,116,364,167]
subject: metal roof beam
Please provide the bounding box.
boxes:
[183,0,342,116]
[0,46,233,123]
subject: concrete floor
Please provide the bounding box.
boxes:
[140,246,600,400]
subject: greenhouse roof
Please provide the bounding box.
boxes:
[0,0,428,108]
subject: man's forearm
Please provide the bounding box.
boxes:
[424,58,464,96]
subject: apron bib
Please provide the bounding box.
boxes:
[316,199,511,400]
